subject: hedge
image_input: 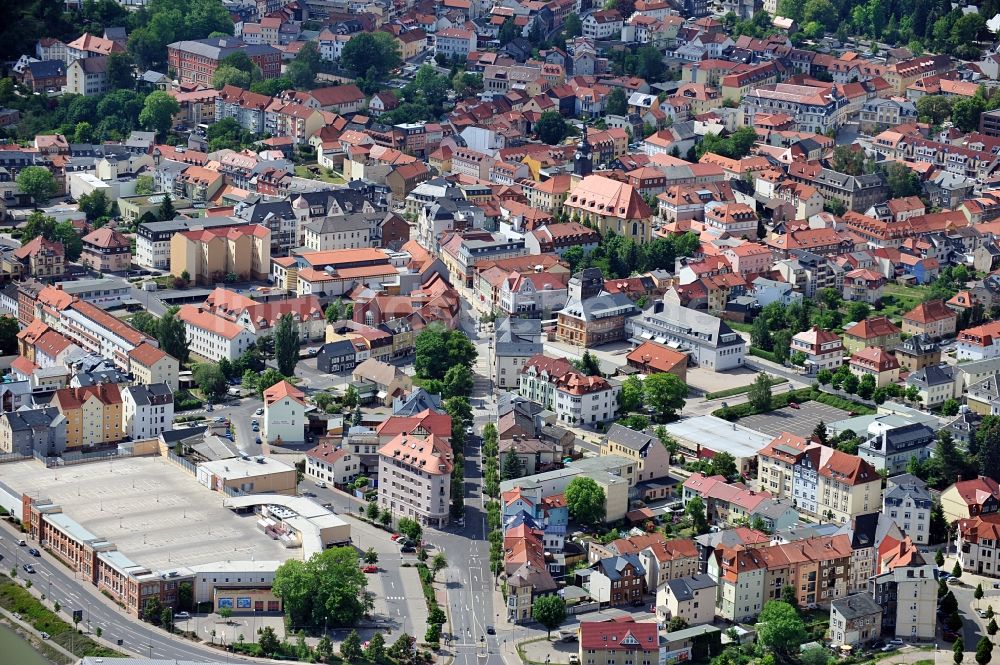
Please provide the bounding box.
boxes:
[749,347,779,363]
[705,377,787,400]
[713,388,876,420]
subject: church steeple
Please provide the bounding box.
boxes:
[573,118,593,178]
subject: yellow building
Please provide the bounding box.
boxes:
[563,175,653,243]
[52,384,124,449]
[170,224,271,285]
[127,342,179,391]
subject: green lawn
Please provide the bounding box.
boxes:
[295,164,346,184]
[877,283,932,322]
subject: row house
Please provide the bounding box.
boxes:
[757,432,882,524]
[710,535,853,622]
[215,85,270,134]
[869,538,938,641]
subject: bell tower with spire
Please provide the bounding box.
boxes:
[573,117,593,180]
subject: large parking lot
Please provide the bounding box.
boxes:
[2,457,291,570]
[738,402,851,438]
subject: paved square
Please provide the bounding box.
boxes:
[737,402,850,438]
[1,457,292,570]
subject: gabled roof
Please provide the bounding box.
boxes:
[263,380,306,407]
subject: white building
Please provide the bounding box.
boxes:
[377,433,453,527]
[883,474,932,546]
[177,305,256,362]
[518,354,620,425]
[263,380,306,445]
[625,300,747,371]
[790,326,846,374]
[434,28,477,60]
[121,383,174,441]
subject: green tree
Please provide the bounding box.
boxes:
[134,174,155,196]
[256,368,286,398]
[341,629,364,662]
[257,625,280,655]
[274,313,299,376]
[817,369,833,385]
[563,13,583,37]
[857,373,876,400]
[802,0,837,29]
[536,111,569,145]
[143,596,163,624]
[941,590,958,616]
[502,448,522,480]
[936,550,946,567]
[635,44,666,82]
[193,363,227,402]
[841,373,860,395]
[343,385,359,410]
[431,552,448,579]
[952,95,987,133]
[953,561,963,578]
[0,316,18,356]
[643,372,687,420]
[711,451,739,480]
[618,375,644,414]
[565,476,606,524]
[666,616,689,632]
[781,583,798,609]
[272,546,368,629]
[379,508,391,527]
[443,364,474,398]
[139,91,180,138]
[606,87,628,116]
[747,373,773,412]
[977,636,993,665]
[831,145,865,175]
[847,301,870,322]
[686,495,709,535]
[756,600,806,657]
[990,619,998,636]
[16,166,57,206]
[340,31,401,81]
[106,51,136,90]
[398,517,422,542]
[157,306,189,362]
[287,41,321,88]
[365,632,386,661]
[157,194,175,221]
[882,161,923,198]
[325,300,343,322]
[573,350,602,376]
[78,189,111,221]
[531,595,567,638]
[955,638,965,665]
[414,324,476,380]
[366,500,379,520]
[800,647,831,665]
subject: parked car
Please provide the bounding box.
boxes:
[27,548,40,557]
[880,644,899,653]
[206,404,213,412]
[943,631,961,642]
[486,625,495,635]
[390,534,401,541]
[22,564,34,573]
[980,609,990,618]
[255,408,264,416]
[315,481,327,488]
[39,632,49,639]
[362,565,378,573]
[400,545,416,553]
[175,612,191,619]
[788,402,800,409]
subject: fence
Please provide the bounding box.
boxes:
[57,446,133,467]
[166,450,197,476]
[0,451,31,465]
